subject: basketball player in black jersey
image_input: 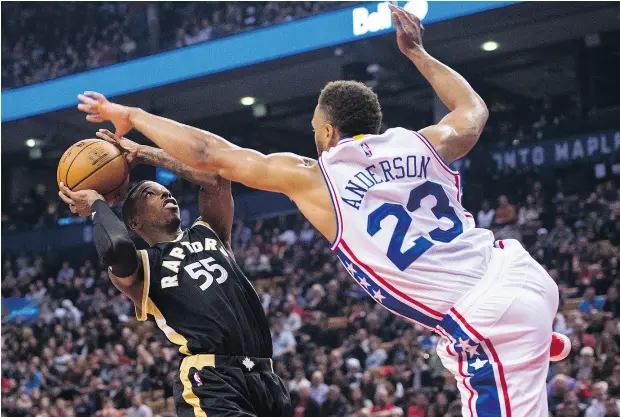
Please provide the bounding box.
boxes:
[58,130,291,417]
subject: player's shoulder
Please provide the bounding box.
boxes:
[189,218,224,241]
[378,126,420,139]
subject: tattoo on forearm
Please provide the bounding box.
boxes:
[141,148,216,185]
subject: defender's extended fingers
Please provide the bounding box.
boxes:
[391,10,402,28]
[86,114,105,123]
[83,91,106,102]
[77,94,96,105]
[390,4,419,27]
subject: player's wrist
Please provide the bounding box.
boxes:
[126,106,142,128]
[405,47,429,62]
[133,144,150,164]
[89,195,107,208]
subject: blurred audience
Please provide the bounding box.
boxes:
[1,1,351,89]
[1,170,619,417]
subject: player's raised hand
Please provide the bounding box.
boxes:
[58,183,107,216]
[388,4,425,57]
[96,129,141,170]
[77,92,133,138]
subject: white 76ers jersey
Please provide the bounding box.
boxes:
[318,128,494,329]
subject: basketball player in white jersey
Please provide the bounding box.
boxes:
[78,5,571,416]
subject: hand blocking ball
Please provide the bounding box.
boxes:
[57,139,129,205]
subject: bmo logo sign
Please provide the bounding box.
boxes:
[353,1,428,37]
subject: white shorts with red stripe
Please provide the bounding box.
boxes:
[436,239,559,417]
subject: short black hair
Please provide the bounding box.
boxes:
[318,80,383,137]
[122,180,149,229]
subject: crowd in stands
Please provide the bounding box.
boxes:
[1,1,351,89]
[2,169,619,417]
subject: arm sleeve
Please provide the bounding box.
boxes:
[91,200,137,278]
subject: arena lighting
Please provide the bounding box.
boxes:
[25,138,37,148]
[481,41,499,52]
[240,96,256,106]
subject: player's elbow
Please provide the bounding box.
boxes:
[106,235,135,266]
[461,100,488,141]
[470,97,488,135]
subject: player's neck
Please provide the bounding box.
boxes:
[144,228,183,246]
[319,136,343,153]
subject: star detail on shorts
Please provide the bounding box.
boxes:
[372,289,385,303]
[456,338,481,358]
[345,262,356,276]
[358,277,371,289]
[456,338,474,353]
[242,357,255,371]
[470,358,488,371]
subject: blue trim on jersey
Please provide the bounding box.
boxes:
[336,249,442,329]
[413,131,459,175]
[317,157,341,250]
[440,314,502,417]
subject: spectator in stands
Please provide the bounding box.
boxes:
[292,379,321,417]
[310,371,329,406]
[580,287,606,314]
[406,391,429,417]
[586,381,611,417]
[56,261,74,283]
[321,385,349,417]
[365,336,387,370]
[350,384,373,416]
[494,195,517,226]
[477,200,495,229]
[603,286,619,318]
[126,394,153,417]
[518,194,543,241]
[362,386,403,417]
[549,217,575,249]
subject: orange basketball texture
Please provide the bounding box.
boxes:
[57,139,129,203]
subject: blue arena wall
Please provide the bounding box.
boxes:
[2,1,518,121]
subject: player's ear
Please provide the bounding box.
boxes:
[324,123,335,141]
[129,217,139,231]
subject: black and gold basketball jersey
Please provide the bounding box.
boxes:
[135,220,272,358]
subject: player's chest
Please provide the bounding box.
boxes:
[158,237,233,293]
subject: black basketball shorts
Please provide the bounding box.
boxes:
[174,354,292,417]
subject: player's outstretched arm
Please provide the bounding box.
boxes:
[78,94,316,198]
[58,184,144,304]
[389,4,488,164]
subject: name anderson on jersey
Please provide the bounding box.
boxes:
[341,154,431,210]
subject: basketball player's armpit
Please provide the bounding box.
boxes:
[92,200,138,278]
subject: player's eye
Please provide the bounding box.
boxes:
[146,191,154,197]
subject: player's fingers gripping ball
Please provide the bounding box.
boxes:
[57,139,130,206]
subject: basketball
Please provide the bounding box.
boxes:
[57,139,129,203]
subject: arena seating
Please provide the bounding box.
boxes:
[1,1,352,89]
[2,171,618,417]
